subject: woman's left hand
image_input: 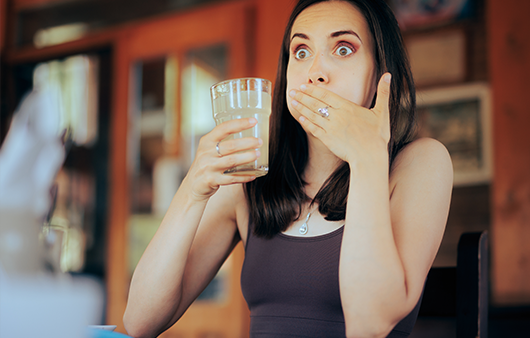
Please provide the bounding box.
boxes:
[289,73,392,165]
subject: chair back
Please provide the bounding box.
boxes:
[416,231,489,338]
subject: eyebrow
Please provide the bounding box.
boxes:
[290,30,362,43]
[291,33,309,41]
[330,30,362,42]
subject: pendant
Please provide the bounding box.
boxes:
[299,212,311,235]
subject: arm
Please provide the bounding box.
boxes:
[340,137,452,337]
[289,74,453,337]
[123,118,261,338]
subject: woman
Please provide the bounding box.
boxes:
[123,0,453,337]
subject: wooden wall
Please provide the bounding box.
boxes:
[2,0,530,333]
[253,0,295,82]
[488,0,530,305]
[400,0,491,270]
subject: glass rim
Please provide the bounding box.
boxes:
[210,77,271,90]
[210,77,272,99]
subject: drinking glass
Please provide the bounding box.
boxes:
[210,78,272,177]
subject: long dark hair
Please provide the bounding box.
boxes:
[245,0,416,238]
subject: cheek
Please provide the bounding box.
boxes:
[363,72,377,108]
[333,81,366,107]
[347,70,377,108]
[286,56,311,85]
[362,60,378,107]
[285,91,298,118]
[286,64,293,93]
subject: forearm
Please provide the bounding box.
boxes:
[124,176,209,337]
[339,154,408,337]
[123,117,260,337]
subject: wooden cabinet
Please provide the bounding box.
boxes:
[107,2,252,336]
[1,0,294,336]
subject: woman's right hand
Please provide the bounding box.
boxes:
[186,117,262,202]
[125,119,257,338]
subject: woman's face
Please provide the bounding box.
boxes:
[286,1,377,119]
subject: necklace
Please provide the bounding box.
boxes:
[299,211,312,235]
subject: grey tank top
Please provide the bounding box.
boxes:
[240,224,422,337]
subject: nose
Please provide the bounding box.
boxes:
[307,54,329,84]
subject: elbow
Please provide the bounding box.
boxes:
[122,314,141,338]
[344,303,410,338]
[123,310,155,338]
[345,318,396,338]
[123,323,150,338]
[123,294,183,338]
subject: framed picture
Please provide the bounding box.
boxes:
[416,83,492,186]
[390,0,475,30]
[406,29,466,86]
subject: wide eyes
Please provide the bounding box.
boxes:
[293,44,354,60]
[335,45,354,57]
[295,48,311,60]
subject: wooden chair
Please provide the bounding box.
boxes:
[410,231,489,338]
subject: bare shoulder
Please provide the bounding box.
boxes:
[390,137,453,189]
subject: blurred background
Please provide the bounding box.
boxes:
[0,0,529,337]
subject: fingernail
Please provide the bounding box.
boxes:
[384,73,391,83]
[291,100,298,106]
[249,117,257,124]
[300,84,307,91]
[299,116,306,122]
[258,138,263,146]
[289,90,296,97]
[256,150,261,157]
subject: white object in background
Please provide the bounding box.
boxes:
[0,85,65,275]
[0,62,104,338]
[0,209,43,274]
[0,273,104,338]
[0,86,65,217]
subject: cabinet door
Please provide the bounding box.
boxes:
[109,2,251,337]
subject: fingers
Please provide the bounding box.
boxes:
[215,138,262,180]
[191,136,260,197]
[192,146,259,199]
[373,73,391,116]
[289,85,341,112]
[288,88,334,128]
[212,149,262,184]
[217,149,261,173]
[290,99,327,131]
[188,117,265,201]
[298,115,325,140]
[194,118,263,187]
[216,137,263,157]
[211,117,258,141]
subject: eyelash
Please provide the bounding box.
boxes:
[334,42,355,56]
[292,42,356,60]
[293,45,311,60]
